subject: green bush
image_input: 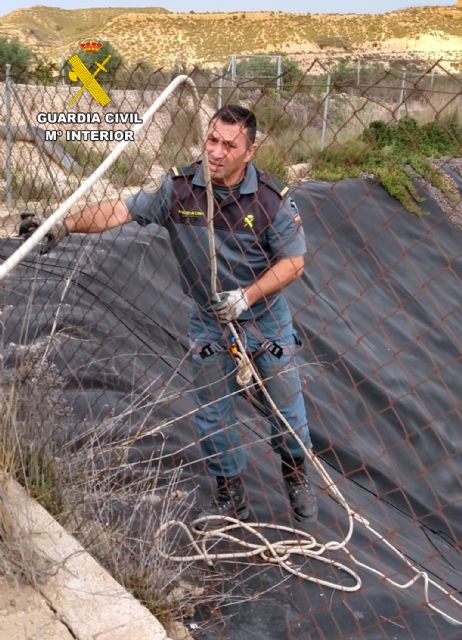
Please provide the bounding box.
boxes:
[312,139,371,182]
[0,37,32,81]
[33,59,59,86]
[312,117,460,215]
[252,93,296,136]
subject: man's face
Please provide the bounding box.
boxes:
[205,118,256,186]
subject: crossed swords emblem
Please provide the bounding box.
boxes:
[68,54,112,107]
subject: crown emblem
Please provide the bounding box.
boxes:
[79,41,103,53]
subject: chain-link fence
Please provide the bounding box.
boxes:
[0,57,461,640]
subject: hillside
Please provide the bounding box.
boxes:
[0,5,461,69]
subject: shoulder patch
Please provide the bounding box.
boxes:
[289,197,302,224]
[258,170,288,199]
[170,164,196,179]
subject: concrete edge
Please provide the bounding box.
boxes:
[0,473,172,640]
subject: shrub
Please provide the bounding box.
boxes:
[313,118,459,215]
[33,59,59,86]
[0,37,32,81]
[252,93,296,136]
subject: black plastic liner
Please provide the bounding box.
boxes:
[1,176,461,639]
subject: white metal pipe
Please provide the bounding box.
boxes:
[0,75,199,283]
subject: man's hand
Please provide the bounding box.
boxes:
[40,220,69,255]
[18,213,69,255]
[17,212,41,239]
[208,289,250,323]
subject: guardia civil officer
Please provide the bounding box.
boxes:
[20,105,318,524]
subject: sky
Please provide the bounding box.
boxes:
[0,0,454,17]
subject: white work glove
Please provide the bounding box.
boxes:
[208,289,250,323]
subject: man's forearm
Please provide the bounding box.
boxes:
[244,255,305,307]
[64,199,132,234]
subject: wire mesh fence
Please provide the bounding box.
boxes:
[0,57,461,639]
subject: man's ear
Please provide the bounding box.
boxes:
[245,142,257,163]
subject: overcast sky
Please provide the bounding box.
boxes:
[0,1,453,17]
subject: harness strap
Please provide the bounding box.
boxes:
[193,328,302,361]
[198,342,226,359]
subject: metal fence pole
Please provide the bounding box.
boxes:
[276,55,282,93]
[231,54,236,83]
[218,73,223,109]
[320,71,331,151]
[5,63,13,211]
[398,69,407,120]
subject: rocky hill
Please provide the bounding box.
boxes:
[0,5,461,69]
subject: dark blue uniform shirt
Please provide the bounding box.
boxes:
[125,162,306,320]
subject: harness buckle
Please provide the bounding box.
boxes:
[199,342,225,359]
[199,344,215,359]
[261,340,284,359]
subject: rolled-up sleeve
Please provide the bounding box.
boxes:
[267,195,307,258]
[124,174,173,227]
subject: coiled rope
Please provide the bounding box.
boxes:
[1,76,460,625]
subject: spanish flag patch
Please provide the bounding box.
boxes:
[290,198,301,223]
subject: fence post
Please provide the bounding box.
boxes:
[357,58,361,87]
[5,63,13,211]
[398,69,407,120]
[320,71,331,151]
[231,54,236,83]
[276,55,282,93]
[218,73,223,109]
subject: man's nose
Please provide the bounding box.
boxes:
[210,142,226,159]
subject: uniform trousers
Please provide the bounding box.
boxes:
[190,296,312,477]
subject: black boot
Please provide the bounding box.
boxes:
[281,456,318,522]
[195,475,249,530]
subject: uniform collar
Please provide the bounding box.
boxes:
[192,161,258,195]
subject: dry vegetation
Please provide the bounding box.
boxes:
[0,339,211,636]
[0,5,462,69]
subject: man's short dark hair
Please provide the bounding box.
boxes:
[210,104,257,145]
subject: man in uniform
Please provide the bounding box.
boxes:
[21,104,318,523]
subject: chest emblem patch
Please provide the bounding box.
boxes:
[243,214,254,228]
